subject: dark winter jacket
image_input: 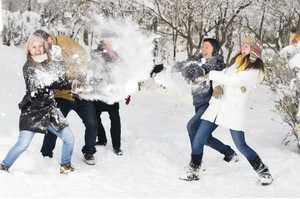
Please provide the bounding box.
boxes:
[18,59,72,134]
[182,53,226,107]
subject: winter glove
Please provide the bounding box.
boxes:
[125,95,131,105]
[212,85,224,99]
[182,65,196,79]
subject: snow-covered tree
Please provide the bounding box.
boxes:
[264,50,300,152]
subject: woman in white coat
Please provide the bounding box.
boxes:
[181,36,273,186]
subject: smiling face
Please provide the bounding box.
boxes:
[241,43,252,57]
[29,41,45,56]
[201,41,214,59]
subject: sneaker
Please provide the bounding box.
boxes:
[95,141,107,146]
[113,148,123,156]
[83,153,97,165]
[60,163,75,174]
[180,165,200,181]
[0,164,9,172]
[224,152,239,162]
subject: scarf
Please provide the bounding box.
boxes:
[32,53,48,63]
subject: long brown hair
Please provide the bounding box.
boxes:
[229,52,264,73]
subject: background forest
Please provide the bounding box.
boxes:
[2,0,300,62]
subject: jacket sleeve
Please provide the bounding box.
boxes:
[209,69,264,87]
[23,62,40,94]
[19,63,37,110]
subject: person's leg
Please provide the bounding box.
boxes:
[94,101,108,145]
[48,125,74,165]
[188,104,236,161]
[229,130,257,160]
[181,120,216,181]
[40,98,72,157]
[230,129,272,185]
[205,136,236,161]
[73,99,97,155]
[1,131,35,169]
[187,104,208,146]
[108,102,121,150]
[192,120,218,157]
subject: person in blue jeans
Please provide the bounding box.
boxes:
[182,36,273,186]
[0,35,75,174]
[179,38,238,168]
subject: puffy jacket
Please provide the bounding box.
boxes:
[19,59,71,134]
[182,53,226,107]
[201,62,264,131]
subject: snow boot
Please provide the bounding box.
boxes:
[60,163,75,174]
[249,155,273,186]
[180,154,202,181]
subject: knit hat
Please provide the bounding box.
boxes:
[250,38,263,63]
[242,36,255,46]
[25,36,45,55]
[242,36,263,63]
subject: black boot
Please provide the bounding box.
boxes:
[180,154,202,181]
[249,155,273,186]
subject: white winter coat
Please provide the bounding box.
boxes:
[201,63,264,131]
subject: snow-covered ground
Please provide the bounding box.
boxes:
[0,44,300,198]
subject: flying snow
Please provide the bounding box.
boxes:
[76,19,156,104]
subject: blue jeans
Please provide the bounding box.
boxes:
[41,98,97,155]
[2,126,74,168]
[187,103,235,158]
[192,119,257,160]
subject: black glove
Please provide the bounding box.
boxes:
[182,62,205,83]
[182,65,196,79]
